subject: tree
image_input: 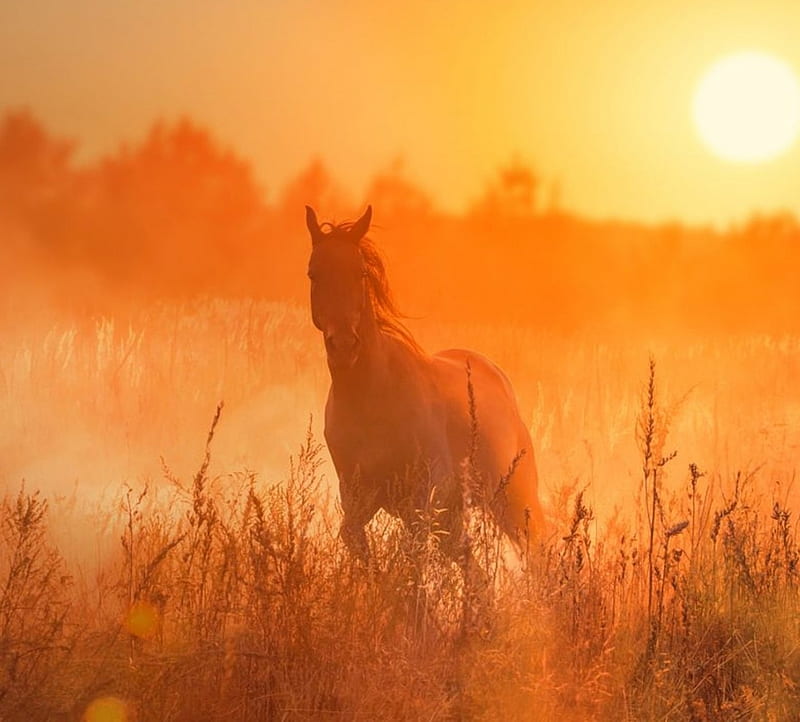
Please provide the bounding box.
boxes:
[278,158,352,222]
[364,158,433,225]
[0,109,75,222]
[470,157,539,219]
[83,118,267,293]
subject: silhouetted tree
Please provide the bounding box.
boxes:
[470,158,539,219]
[0,109,75,222]
[364,158,433,225]
[81,118,266,293]
[279,158,352,222]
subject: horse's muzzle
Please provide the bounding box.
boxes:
[325,330,360,369]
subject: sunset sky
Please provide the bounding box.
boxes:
[2,0,799,225]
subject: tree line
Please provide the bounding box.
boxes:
[1,108,798,333]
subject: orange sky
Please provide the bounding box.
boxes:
[1,0,799,225]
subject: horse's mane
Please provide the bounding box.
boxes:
[320,221,424,356]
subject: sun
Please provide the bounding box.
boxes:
[693,51,800,163]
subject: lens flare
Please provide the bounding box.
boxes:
[124,600,159,639]
[83,696,129,722]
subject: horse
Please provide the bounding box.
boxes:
[305,204,544,565]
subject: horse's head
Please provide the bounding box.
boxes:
[306,205,373,370]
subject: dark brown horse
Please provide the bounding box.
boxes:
[306,205,544,561]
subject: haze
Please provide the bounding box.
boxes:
[2,0,800,225]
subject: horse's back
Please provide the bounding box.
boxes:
[431,349,544,538]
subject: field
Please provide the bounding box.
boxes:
[2,299,800,720]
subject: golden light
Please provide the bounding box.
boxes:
[83,696,129,722]
[693,51,800,163]
[124,600,159,639]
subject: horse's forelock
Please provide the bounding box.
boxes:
[319,221,353,238]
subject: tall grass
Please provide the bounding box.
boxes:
[1,301,800,719]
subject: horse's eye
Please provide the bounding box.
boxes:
[307,272,315,281]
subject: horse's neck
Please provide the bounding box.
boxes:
[330,329,418,403]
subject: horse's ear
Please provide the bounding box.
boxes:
[349,205,372,241]
[305,205,324,246]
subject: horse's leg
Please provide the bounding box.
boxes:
[338,473,379,562]
[339,518,369,560]
[448,509,494,638]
